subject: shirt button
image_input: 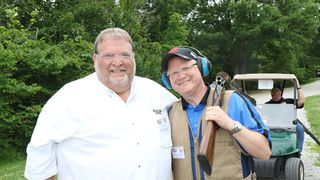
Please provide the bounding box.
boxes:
[138,165,141,168]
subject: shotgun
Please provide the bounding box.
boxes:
[197,76,225,175]
[296,119,320,145]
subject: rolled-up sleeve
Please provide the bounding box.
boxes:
[228,93,271,143]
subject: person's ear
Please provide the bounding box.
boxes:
[93,54,98,63]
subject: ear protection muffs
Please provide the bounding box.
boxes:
[161,72,172,89]
[161,46,212,89]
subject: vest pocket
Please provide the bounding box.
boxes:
[210,130,243,178]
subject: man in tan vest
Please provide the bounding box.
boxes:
[160,46,272,179]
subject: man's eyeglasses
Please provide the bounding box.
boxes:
[97,52,133,61]
[167,63,198,79]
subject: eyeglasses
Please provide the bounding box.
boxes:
[97,52,133,61]
[167,63,198,79]
[271,88,281,92]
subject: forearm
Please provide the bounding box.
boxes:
[204,106,272,160]
[297,88,305,107]
[233,127,271,160]
[295,79,304,107]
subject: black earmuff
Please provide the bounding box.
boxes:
[161,46,212,89]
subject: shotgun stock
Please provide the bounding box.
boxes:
[197,78,225,175]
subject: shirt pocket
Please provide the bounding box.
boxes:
[156,115,172,148]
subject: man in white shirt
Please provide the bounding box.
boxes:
[24,28,177,180]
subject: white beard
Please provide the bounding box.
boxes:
[108,73,130,86]
[94,58,136,88]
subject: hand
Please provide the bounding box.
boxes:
[205,106,235,131]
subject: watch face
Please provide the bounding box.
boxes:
[231,121,242,134]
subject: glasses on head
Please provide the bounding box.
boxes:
[167,63,198,79]
[97,52,133,61]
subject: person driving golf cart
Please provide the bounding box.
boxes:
[265,82,305,156]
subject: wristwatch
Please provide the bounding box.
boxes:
[230,121,243,135]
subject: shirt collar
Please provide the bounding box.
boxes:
[181,84,210,110]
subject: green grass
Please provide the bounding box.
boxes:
[0,156,26,180]
[304,95,320,166]
[305,95,320,138]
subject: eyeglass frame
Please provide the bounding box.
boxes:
[96,51,134,61]
[166,63,198,79]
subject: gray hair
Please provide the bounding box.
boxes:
[93,28,135,54]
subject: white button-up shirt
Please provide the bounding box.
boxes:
[25,73,177,180]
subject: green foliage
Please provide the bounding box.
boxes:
[255,0,319,75]
[161,13,189,51]
[135,41,163,81]
[0,6,93,154]
[188,0,319,78]
[139,0,197,42]
[0,0,320,157]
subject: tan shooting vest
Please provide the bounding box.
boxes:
[170,89,253,180]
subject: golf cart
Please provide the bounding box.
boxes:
[232,73,304,180]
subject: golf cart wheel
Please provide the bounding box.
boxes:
[285,157,304,180]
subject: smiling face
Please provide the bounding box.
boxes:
[93,36,135,94]
[167,57,205,98]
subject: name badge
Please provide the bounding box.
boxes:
[172,146,185,159]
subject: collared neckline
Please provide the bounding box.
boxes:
[181,84,210,110]
[94,72,137,103]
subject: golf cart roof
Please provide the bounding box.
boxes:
[233,73,297,80]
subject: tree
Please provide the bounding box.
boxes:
[1,0,319,157]
[255,0,319,80]
[188,0,319,80]
[161,13,189,51]
[0,6,93,156]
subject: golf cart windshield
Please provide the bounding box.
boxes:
[255,103,296,130]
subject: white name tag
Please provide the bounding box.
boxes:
[172,146,185,159]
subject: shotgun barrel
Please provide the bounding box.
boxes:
[296,119,320,145]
